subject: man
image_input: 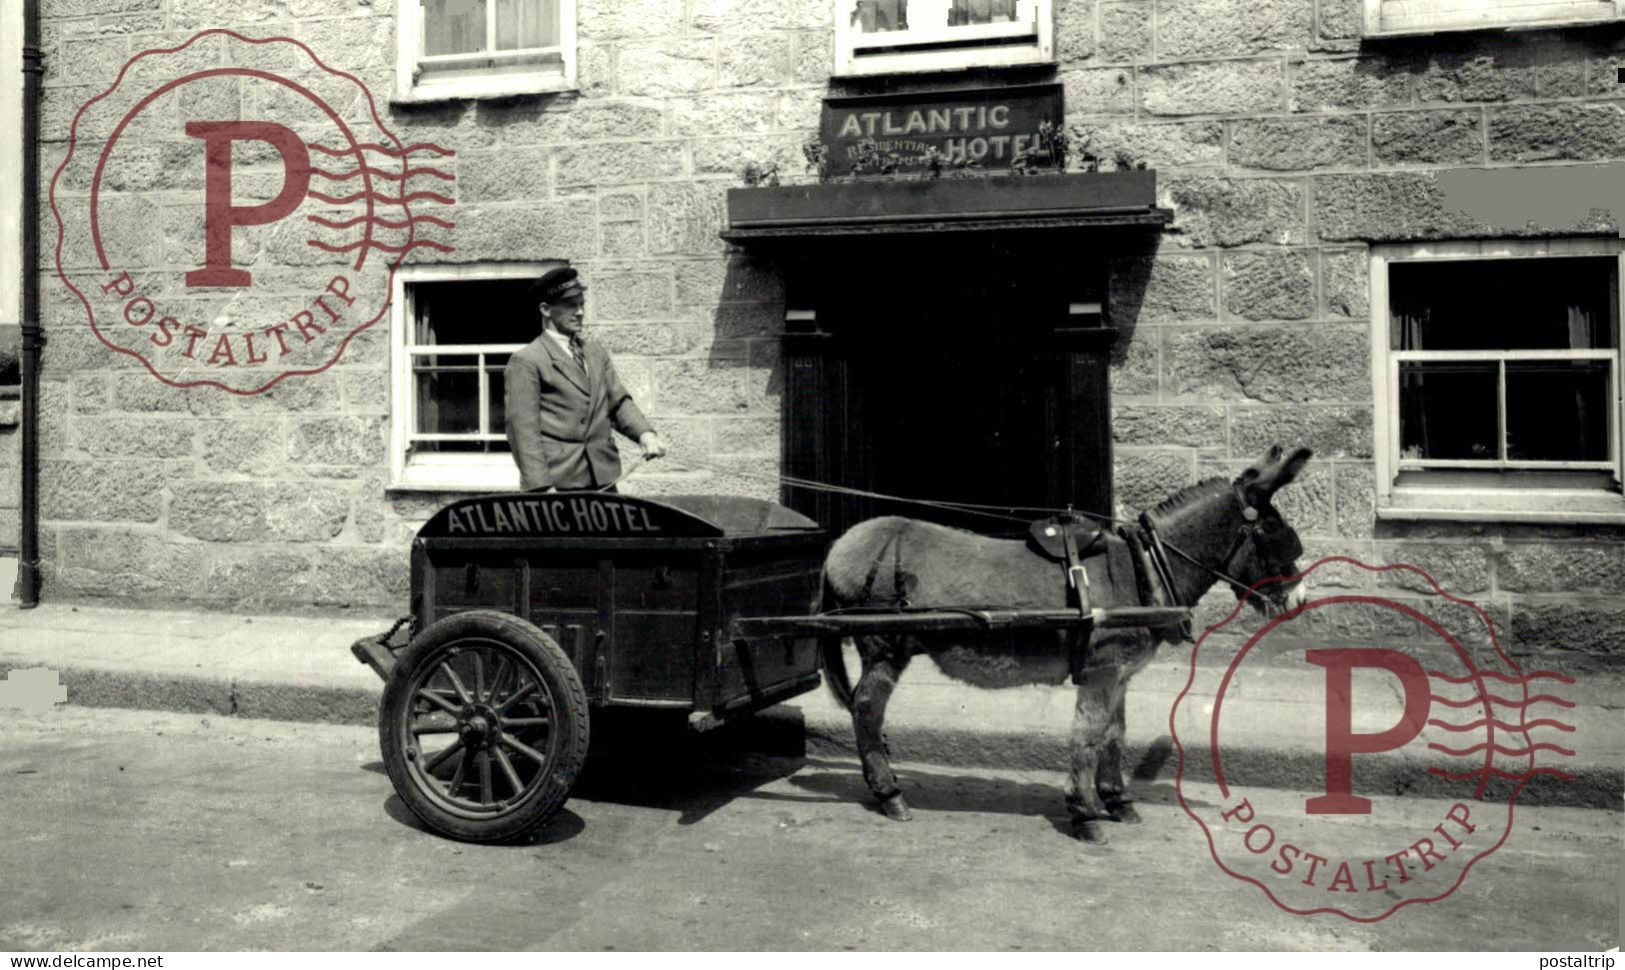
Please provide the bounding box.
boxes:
[504,266,667,492]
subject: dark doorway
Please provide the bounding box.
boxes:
[781,234,1114,539]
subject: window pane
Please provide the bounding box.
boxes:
[415,355,481,435]
[1390,257,1616,351]
[412,279,537,347]
[949,0,1019,24]
[850,0,911,32]
[486,361,508,431]
[424,0,489,55]
[1398,361,1499,460]
[1506,360,1612,462]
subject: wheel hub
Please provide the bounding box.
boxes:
[458,704,500,748]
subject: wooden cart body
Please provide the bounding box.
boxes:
[359,492,829,726]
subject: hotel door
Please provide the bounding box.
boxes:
[780,235,1114,540]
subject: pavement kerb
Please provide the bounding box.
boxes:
[1,602,1619,810]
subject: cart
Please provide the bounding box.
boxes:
[351,490,1190,842]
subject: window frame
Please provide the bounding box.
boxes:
[393,0,577,104]
[1370,238,1625,524]
[1362,0,1625,38]
[832,0,1055,77]
[389,262,556,493]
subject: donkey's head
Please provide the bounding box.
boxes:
[1222,445,1313,616]
[1146,444,1313,618]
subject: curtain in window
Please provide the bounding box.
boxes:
[415,301,441,440]
[854,0,908,31]
[949,0,1016,24]
[1566,298,1598,462]
[425,0,486,55]
[1394,294,1429,460]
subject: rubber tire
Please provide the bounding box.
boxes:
[380,610,590,844]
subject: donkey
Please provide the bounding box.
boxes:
[818,445,1314,842]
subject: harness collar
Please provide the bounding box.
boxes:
[1137,481,1299,633]
[1129,515,1194,642]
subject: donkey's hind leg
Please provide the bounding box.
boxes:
[1098,683,1141,824]
[851,635,913,821]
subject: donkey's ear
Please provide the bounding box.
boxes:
[1259,446,1314,494]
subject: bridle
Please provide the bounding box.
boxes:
[1137,480,1304,624]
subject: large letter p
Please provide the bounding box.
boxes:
[185,121,312,288]
[1305,648,1430,815]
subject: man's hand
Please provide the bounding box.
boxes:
[639,431,668,460]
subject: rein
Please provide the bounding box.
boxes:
[642,456,1299,624]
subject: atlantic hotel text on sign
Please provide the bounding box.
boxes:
[818,84,1062,176]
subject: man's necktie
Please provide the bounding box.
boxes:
[570,334,586,372]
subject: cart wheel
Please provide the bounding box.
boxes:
[380,610,590,843]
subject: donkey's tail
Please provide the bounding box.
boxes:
[817,570,857,712]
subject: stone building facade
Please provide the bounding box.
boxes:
[18,0,1625,673]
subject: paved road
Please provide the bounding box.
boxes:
[0,707,1618,951]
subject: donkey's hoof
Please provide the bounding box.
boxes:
[1071,818,1109,844]
[880,793,913,822]
[1108,802,1142,824]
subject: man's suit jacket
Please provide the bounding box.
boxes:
[503,332,654,491]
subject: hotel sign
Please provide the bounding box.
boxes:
[818,84,1063,177]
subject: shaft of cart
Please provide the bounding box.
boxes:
[730,605,1191,640]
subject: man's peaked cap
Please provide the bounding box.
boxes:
[531,266,586,303]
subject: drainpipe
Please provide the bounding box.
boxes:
[13,0,42,607]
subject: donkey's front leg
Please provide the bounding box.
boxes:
[851,637,912,821]
[1064,665,1118,843]
[1098,683,1140,824]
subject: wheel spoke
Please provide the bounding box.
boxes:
[440,662,474,707]
[423,737,465,774]
[488,657,512,706]
[493,745,525,795]
[412,724,459,735]
[498,731,548,767]
[478,751,493,804]
[446,749,468,796]
[415,688,461,717]
[494,681,537,714]
[473,652,486,702]
[500,717,551,729]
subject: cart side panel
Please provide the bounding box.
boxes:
[517,551,702,705]
[598,552,703,704]
[419,546,702,706]
[711,538,827,710]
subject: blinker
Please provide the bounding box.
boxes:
[1255,518,1303,566]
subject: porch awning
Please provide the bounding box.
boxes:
[721,169,1172,242]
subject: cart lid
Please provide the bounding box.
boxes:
[655,494,820,534]
[417,491,820,540]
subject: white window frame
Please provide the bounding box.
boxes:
[389,262,557,492]
[1371,237,1625,524]
[394,0,577,104]
[833,0,1055,77]
[1363,0,1625,38]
